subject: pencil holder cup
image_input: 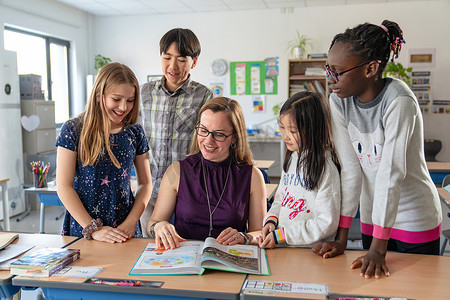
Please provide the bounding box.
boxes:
[33,172,47,188]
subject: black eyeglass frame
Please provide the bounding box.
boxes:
[324,60,381,82]
[195,126,234,142]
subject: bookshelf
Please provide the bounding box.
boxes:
[288,58,329,98]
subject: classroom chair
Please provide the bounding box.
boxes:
[259,168,274,210]
[424,139,442,162]
[440,174,450,255]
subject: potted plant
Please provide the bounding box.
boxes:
[383,62,412,86]
[94,54,112,72]
[286,31,313,59]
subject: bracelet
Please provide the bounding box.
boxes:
[149,221,161,238]
[82,218,103,240]
[239,232,250,245]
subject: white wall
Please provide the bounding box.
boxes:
[90,0,450,160]
[2,0,449,160]
[0,0,90,115]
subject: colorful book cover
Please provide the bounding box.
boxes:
[10,248,80,272]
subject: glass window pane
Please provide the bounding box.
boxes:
[4,30,48,99]
[50,43,69,123]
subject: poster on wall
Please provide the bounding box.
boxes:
[230,61,278,95]
[210,79,225,97]
[252,95,265,113]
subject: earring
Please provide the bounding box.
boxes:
[231,142,237,149]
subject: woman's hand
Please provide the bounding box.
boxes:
[216,227,244,245]
[154,221,185,250]
[91,226,129,243]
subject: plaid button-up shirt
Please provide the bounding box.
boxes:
[139,76,213,199]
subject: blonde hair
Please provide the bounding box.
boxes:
[189,97,252,165]
[78,62,140,168]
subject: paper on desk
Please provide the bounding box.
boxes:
[53,266,103,278]
[0,244,34,264]
[444,184,450,193]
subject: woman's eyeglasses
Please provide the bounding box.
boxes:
[195,126,234,142]
[324,60,381,82]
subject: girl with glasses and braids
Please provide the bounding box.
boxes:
[313,20,442,279]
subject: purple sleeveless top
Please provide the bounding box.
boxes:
[175,152,252,240]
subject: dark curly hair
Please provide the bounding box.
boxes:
[329,20,405,73]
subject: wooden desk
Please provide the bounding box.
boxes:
[254,160,275,171]
[0,178,10,231]
[244,248,450,300]
[24,182,64,234]
[438,187,450,209]
[13,238,246,299]
[427,161,450,172]
[0,233,78,298]
[427,161,450,183]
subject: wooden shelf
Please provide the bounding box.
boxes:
[288,59,329,99]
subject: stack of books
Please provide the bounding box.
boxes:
[305,67,326,76]
[9,248,80,277]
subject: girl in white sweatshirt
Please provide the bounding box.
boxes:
[258,91,341,249]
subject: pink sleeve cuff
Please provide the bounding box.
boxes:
[373,224,392,240]
[339,215,353,228]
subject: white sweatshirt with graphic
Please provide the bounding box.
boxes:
[330,78,441,243]
[263,151,341,247]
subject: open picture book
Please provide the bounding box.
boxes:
[129,237,269,275]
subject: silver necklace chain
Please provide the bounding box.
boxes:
[201,157,232,237]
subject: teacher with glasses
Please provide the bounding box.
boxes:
[146,97,267,249]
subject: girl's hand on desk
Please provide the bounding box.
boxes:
[257,233,276,249]
[261,222,275,240]
[117,219,138,239]
[312,240,346,259]
[351,249,389,279]
[91,226,129,243]
[155,221,185,250]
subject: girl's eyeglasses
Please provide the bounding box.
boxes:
[195,126,234,142]
[324,60,381,82]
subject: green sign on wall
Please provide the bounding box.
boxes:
[230,61,277,95]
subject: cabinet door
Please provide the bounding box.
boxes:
[35,102,55,129]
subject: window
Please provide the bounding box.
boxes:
[4,27,71,124]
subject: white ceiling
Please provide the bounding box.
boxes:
[56,0,432,16]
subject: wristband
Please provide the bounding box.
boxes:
[239,232,250,245]
[149,221,161,238]
[272,228,286,244]
[264,216,278,227]
[82,218,103,240]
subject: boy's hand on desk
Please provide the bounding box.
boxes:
[312,240,346,259]
[91,226,129,244]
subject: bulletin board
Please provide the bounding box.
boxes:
[230,61,278,95]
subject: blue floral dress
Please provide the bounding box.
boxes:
[55,118,149,237]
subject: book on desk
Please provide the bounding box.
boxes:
[130,237,269,276]
[9,248,80,277]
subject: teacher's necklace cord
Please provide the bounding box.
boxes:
[201,157,232,237]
